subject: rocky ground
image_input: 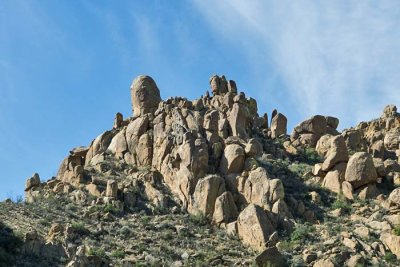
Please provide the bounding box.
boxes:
[1,75,400,266]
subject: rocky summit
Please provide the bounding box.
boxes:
[1,74,400,267]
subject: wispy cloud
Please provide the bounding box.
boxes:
[194,0,400,129]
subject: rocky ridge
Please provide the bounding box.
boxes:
[1,74,400,267]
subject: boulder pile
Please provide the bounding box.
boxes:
[20,75,400,266]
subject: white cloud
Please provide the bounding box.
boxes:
[194,0,400,129]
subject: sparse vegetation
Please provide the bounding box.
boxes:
[110,249,125,259]
[290,223,316,242]
[394,225,400,236]
[103,204,122,215]
[87,247,108,259]
[384,252,397,263]
[298,147,323,164]
[189,213,208,226]
[71,221,89,235]
[332,195,352,214]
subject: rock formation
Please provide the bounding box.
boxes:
[2,75,400,266]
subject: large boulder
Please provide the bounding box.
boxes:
[108,130,128,157]
[229,94,250,139]
[341,129,362,151]
[315,134,333,157]
[382,104,397,118]
[271,113,287,139]
[219,144,245,175]
[388,188,400,205]
[130,75,161,117]
[209,75,229,95]
[345,152,378,189]
[293,115,327,136]
[25,173,40,191]
[255,247,287,267]
[325,116,339,129]
[237,204,275,252]
[321,136,348,171]
[244,167,284,209]
[191,175,225,218]
[384,130,400,150]
[213,191,239,224]
[380,232,400,258]
[322,162,347,194]
[85,131,114,166]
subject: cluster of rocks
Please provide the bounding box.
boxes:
[305,105,400,202]
[20,74,400,266]
[291,115,339,147]
[24,75,295,262]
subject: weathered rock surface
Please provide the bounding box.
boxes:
[130,75,161,117]
[237,204,275,252]
[345,152,378,189]
[219,144,245,175]
[271,113,287,139]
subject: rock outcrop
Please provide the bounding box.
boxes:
[130,75,161,117]
[9,75,400,266]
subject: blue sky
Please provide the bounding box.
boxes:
[1,1,399,200]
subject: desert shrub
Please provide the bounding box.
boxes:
[119,226,131,236]
[332,195,352,214]
[288,163,312,178]
[103,204,122,215]
[298,147,322,164]
[189,213,208,226]
[384,252,397,263]
[394,225,400,236]
[111,249,125,258]
[87,247,108,260]
[71,221,89,235]
[291,223,316,242]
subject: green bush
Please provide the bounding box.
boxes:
[71,221,89,235]
[189,213,208,226]
[103,204,121,215]
[87,247,108,259]
[111,249,125,258]
[394,225,400,236]
[384,252,397,263]
[332,195,352,214]
[300,147,322,164]
[291,223,316,242]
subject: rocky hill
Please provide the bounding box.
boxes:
[1,75,400,267]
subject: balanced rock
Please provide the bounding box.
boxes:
[25,173,40,191]
[345,152,377,189]
[321,135,348,171]
[293,115,327,137]
[113,112,123,129]
[271,113,287,139]
[130,75,161,117]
